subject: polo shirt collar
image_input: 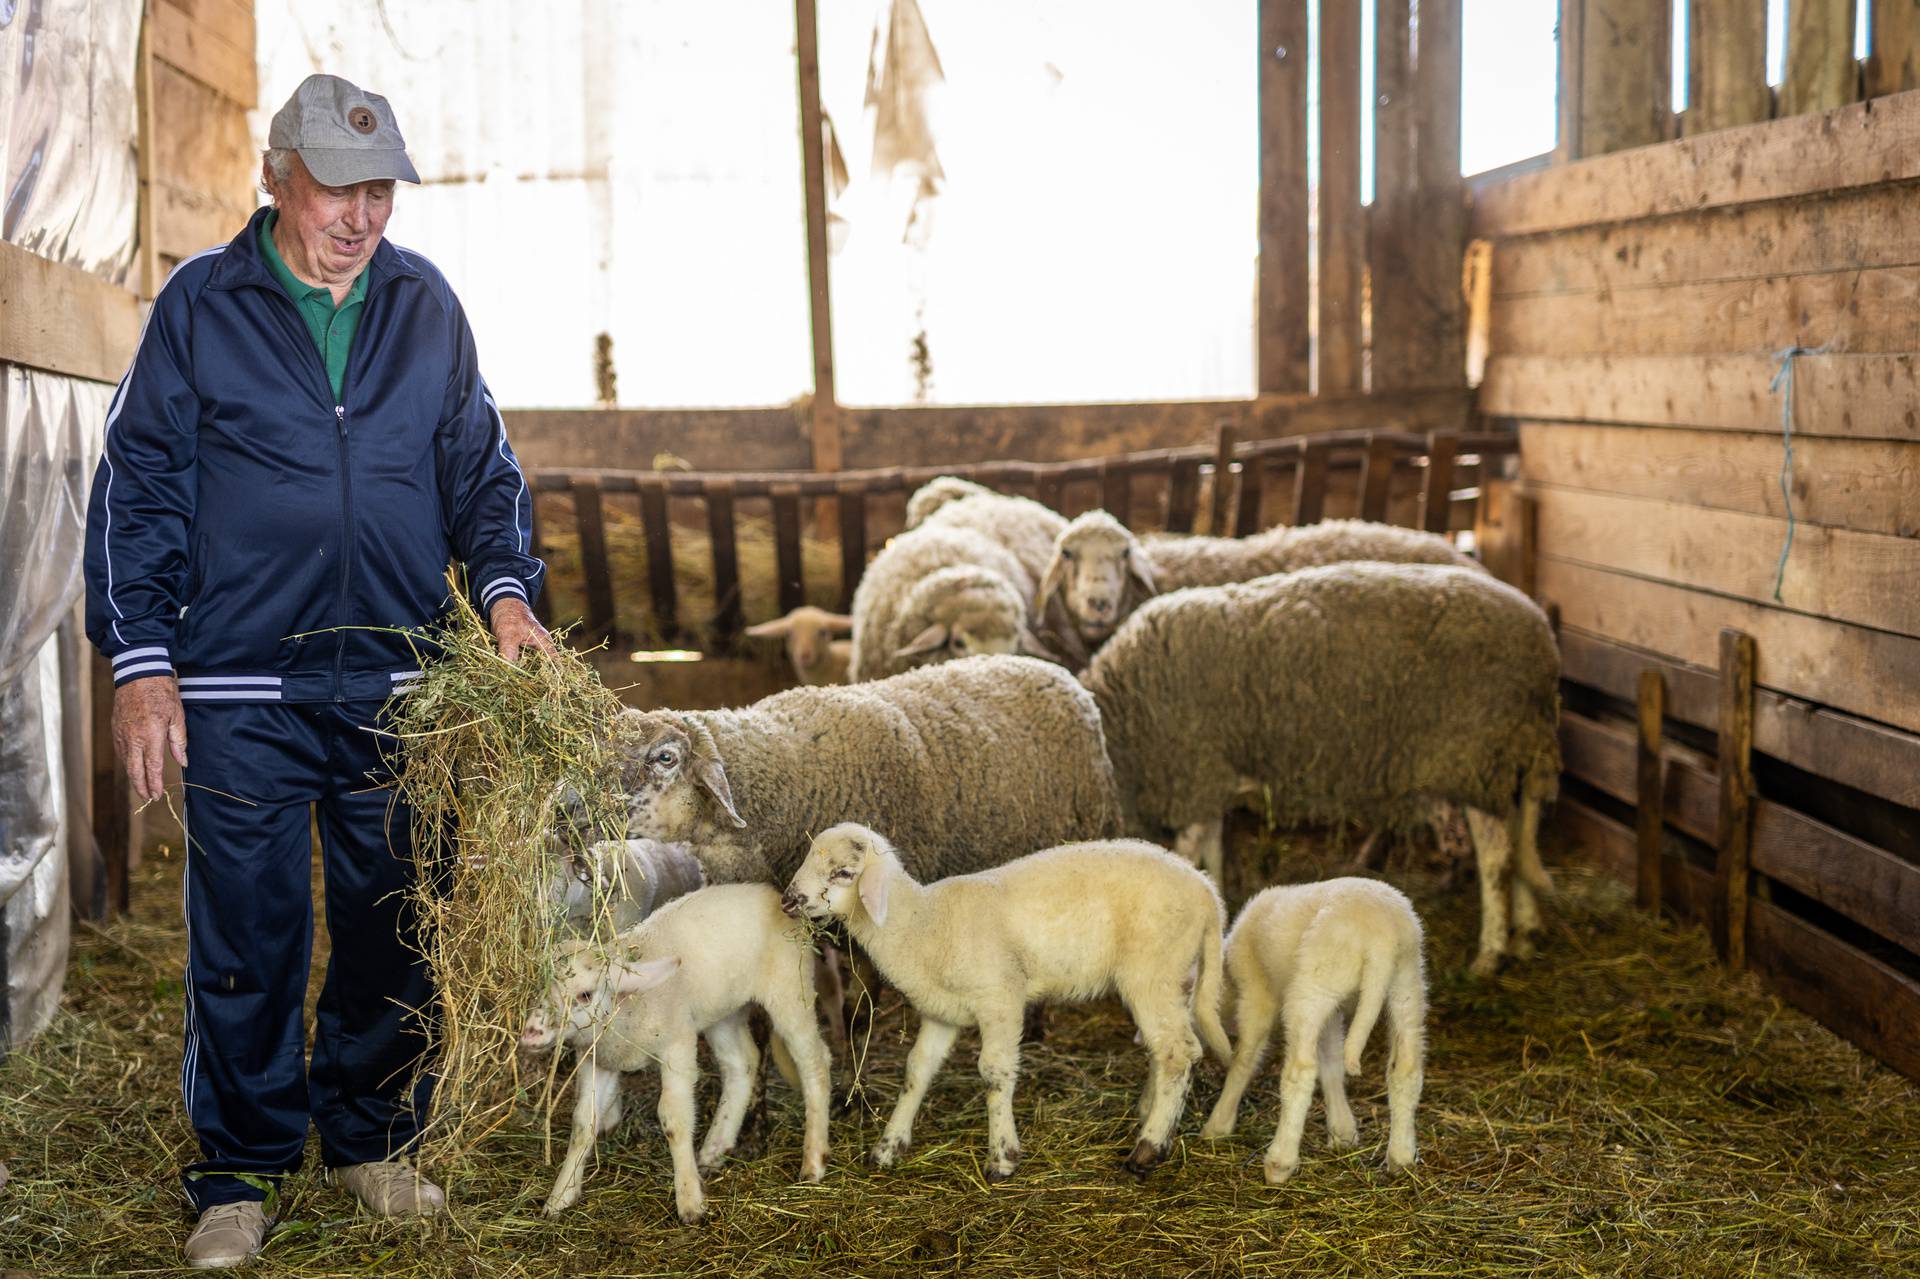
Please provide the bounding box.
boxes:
[259,209,368,309]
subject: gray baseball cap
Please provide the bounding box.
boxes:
[269,73,421,187]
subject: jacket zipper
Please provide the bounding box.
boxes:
[332,402,353,702]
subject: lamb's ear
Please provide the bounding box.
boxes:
[745,617,794,640]
[820,612,854,636]
[694,756,747,829]
[893,623,949,660]
[1036,549,1067,614]
[857,858,891,927]
[610,955,681,996]
[1015,627,1056,660]
[1126,547,1160,597]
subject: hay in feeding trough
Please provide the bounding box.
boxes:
[383,578,634,1164]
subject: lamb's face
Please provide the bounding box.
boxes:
[894,570,1028,666]
[520,942,605,1052]
[781,822,879,922]
[1043,517,1150,641]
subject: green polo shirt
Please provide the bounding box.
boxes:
[258,210,366,401]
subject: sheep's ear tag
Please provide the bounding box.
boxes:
[894,624,948,659]
[857,859,890,927]
[612,956,680,996]
[695,757,747,828]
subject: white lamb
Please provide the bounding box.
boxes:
[745,606,854,685]
[781,823,1232,1180]
[1200,878,1427,1184]
[520,883,832,1224]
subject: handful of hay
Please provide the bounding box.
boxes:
[384,580,635,1162]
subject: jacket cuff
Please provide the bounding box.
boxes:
[110,645,176,685]
[477,573,531,613]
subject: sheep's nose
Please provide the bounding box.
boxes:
[780,890,804,917]
[1088,596,1113,615]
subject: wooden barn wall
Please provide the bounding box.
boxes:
[1475,86,1920,1079]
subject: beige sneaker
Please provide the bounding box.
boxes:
[336,1160,447,1216]
[184,1201,272,1269]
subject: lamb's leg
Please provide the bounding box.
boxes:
[1201,981,1277,1139]
[976,1009,1026,1181]
[1175,816,1226,885]
[697,1011,760,1173]
[814,946,852,1075]
[1509,793,1550,958]
[764,1000,834,1183]
[1465,807,1514,978]
[1317,1011,1358,1149]
[1263,991,1337,1184]
[544,1054,621,1216]
[873,1017,959,1168]
[1384,965,1427,1172]
[655,1037,707,1224]
[1126,992,1203,1176]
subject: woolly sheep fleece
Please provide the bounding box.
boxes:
[847,524,1038,681]
[1080,562,1561,834]
[611,655,1124,885]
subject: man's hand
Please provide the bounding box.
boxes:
[113,676,188,804]
[490,596,556,662]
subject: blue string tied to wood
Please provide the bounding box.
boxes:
[1768,343,1829,604]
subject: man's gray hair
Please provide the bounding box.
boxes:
[260,146,295,195]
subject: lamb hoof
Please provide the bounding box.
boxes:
[870,1139,904,1169]
[676,1199,708,1226]
[1199,1118,1233,1141]
[542,1187,579,1218]
[1121,1140,1163,1179]
[1263,1159,1297,1185]
[984,1163,1017,1183]
[1327,1124,1360,1151]
[1468,951,1504,979]
[1511,930,1541,961]
[801,1154,826,1184]
[1385,1150,1416,1176]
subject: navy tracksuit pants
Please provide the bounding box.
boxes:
[178,700,434,1210]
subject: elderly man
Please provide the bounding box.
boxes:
[83,75,549,1267]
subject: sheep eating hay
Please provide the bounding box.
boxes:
[1080,562,1560,975]
[846,523,1045,681]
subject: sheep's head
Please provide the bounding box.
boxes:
[1038,511,1158,642]
[904,475,992,529]
[611,711,747,841]
[520,939,681,1052]
[893,567,1042,666]
[781,822,896,927]
[745,606,852,681]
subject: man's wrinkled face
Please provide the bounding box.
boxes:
[271,152,394,284]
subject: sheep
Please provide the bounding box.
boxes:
[1040,511,1480,652]
[911,483,1093,668]
[745,606,854,686]
[554,837,707,936]
[903,475,994,529]
[1079,562,1560,976]
[520,883,832,1224]
[601,654,1124,888]
[780,822,1232,1179]
[847,524,1047,681]
[1200,878,1427,1183]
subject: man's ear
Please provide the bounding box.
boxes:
[856,857,891,927]
[610,955,681,996]
[695,756,747,829]
[893,623,949,660]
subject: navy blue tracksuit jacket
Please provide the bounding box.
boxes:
[82,207,544,1208]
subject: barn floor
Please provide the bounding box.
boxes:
[3,830,1917,1278]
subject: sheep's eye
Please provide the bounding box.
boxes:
[575,990,593,1005]
[649,747,679,771]
[830,867,855,881]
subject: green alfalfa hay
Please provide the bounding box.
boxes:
[384,574,636,1166]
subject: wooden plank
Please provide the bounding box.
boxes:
[1487,355,1920,442]
[1556,0,1586,161]
[57,613,103,919]
[1533,485,1920,638]
[148,0,257,106]
[153,181,250,261]
[1753,801,1920,956]
[152,60,254,204]
[836,480,867,614]
[1258,0,1311,392]
[1714,629,1757,967]
[1035,470,1066,517]
[1408,0,1466,386]
[1369,0,1418,386]
[159,0,257,60]
[637,481,680,643]
[771,485,806,615]
[1560,709,1718,843]
[1518,424,1920,539]
[793,0,842,477]
[1577,0,1672,155]
[527,493,552,627]
[571,477,616,642]
[1688,0,1770,134]
[1233,455,1265,537]
[1292,439,1330,525]
[135,13,161,299]
[0,241,142,384]
[1101,460,1133,527]
[1539,556,1920,733]
[1474,478,1536,594]
[1210,423,1236,535]
[1552,795,1720,924]
[1868,0,1920,96]
[1747,897,1920,1080]
[1358,434,1396,521]
[1487,265,1920,358]
[90,654,131,916]
[1784,0,1862,117]
[1636,669,1667,911]
[1166,458,1201,534]
[1471,88,1920,238]
[705,479,743,643]
[1419,432,1458,533]
[1316,0,1364,394]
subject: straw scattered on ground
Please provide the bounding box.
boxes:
[4,820,1918,1277]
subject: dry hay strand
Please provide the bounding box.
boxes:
[384,578,634,1166]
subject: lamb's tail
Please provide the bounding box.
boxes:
[769,1031,801,1091]
[1192,921,1233,1066]
[1344,948,1392,1076]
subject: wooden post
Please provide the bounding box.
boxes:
[1234,456,1265,536]
[1258,0,1311,392]
[771,484,806,615]
[1572,1,1671,156]
[1713,628,1757,968]
[1419,431,1458,533]
[1784,0,1862,117]
[1317,0,1363,394]
[1209,422,1237,535]
[794,0,842,510]
[1101,460,1133,527]
[527,489,552,627]
[58,609,104,921]
[1635,668,1667,914]
[1166,458,1201,534]
[1370,0,1417,387]
[1292,439,1330,525]
[1690,0,1770,134]
[91,652,131,916]
[1555,0,1586,162]
[1035,468,1066,517]
[705,478,743,645]
[1409,0,1466,386]
[637,480,680,645]
[1358,434,1396,522]
[836,479,867,614]
[1868,0,1920,96]
[570,476,616,644]
[134,10,161,299]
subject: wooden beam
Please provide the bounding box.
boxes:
[1292,439,1330,525]
[1418,431,1458,533]
[1784,0,1861,118]
[1868,0,1920,96]
[1370,0,1418,386]
[90,653,132,916]
[1317,0,1364,394]
[1635,669,1667,912]
[570,477,616,643]
[836,479,867,614]
[1357,434,1396,522]
[1210,422,1236,535]
[1752,802,1920,958]
[1473,88,1920,238]
[1747,896,1920,1080]
[0,241,141,383]
[1233,455,1266,537]
[771,484,806,615]
[151,60,256,221]
[793,0,841,477]
[1556,0,1586,161]
[1577,0,1672,155]
[1688,0,1770,134]
[1516,423,1920,537]
[1166,458,1201,534]
[1408,0,1466,387]
[1474,478,1536,594]
[148,0,257,107]
[1714,628,1757,969]
[1257,0,1311,392]
[705,479,744,644]
[1560,709,1718,844]
[637,481,680,644]
[153,181,252,263]
[1538,556,1920,734]
[135,11,161,300]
